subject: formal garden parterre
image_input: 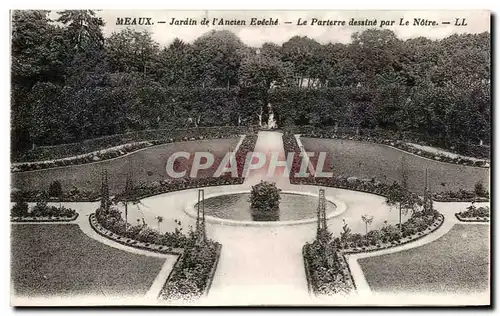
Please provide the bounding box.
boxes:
[10,11,491,305]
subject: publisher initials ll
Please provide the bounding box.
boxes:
[455,18,467,26]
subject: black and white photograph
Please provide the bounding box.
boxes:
[9,9,491,306]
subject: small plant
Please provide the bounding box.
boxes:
[474,181,488,198]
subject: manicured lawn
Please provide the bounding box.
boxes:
[12,138,239,195]
[358,224,490,294]
[11,224,166,298]
[301,137,489,193]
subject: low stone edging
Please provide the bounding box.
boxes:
[183,190,347,227]
[455,213,489,223]
[10,213,79,223]
[88,214,184,255]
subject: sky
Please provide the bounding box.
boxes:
[91,10,491,48]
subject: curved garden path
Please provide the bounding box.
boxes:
[14,131,490,305]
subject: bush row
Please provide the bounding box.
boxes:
[14,126,252,171]
[159,241,221,302]
[93,206,221,300]
[11,186,99,202]
[336,209,442,251]
[236,135,258,177]
[10,200,77,221]
[433,190,489,202]
[304,204,443,296]
[456,204,490,221]
[286,125,490,166]
[303,241,355,296]
[95,207,189,249]
[12,141,153,173]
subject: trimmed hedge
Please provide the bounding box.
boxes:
[10,200,78,222]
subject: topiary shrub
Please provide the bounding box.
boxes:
[48,180,63,198]
[249,181,281,221]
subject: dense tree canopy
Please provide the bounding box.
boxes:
[11,10,491,158]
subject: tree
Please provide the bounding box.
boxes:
[238,47,294,125]
[100,169,110,211]
[121,168,135,229]
[281,36,323,87]
[191,30,246,88]
[386,156,421,229]
[106,29,159,76]
[57,10,104,51]
[155,216,164,232]
[361,214,374,234]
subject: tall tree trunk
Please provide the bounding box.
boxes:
[399,204,402,230]
[125,202,128,230]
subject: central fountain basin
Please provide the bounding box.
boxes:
[184,190,347,227]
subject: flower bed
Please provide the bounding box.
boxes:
[159,241,221,302]
[433,191,489,202]
[303,210,444,296]
[303,241,356,296]
[91,208,222,301]
[13,126,252,172]
[455,205,490,222]
[339,212,444,254]
[286,126,489,167]
[89,213,184,255]
[10,200,78,222]
[12,141,154,173]
[94,208,189,250]
[12,188,100,203]
[236,134,258,177]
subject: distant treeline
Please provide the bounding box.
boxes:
[11,10,490,156]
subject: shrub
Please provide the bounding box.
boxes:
[250,181,281,212]
[48,181,63,198]
[474,181,488,198]
[11,200,29,217]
